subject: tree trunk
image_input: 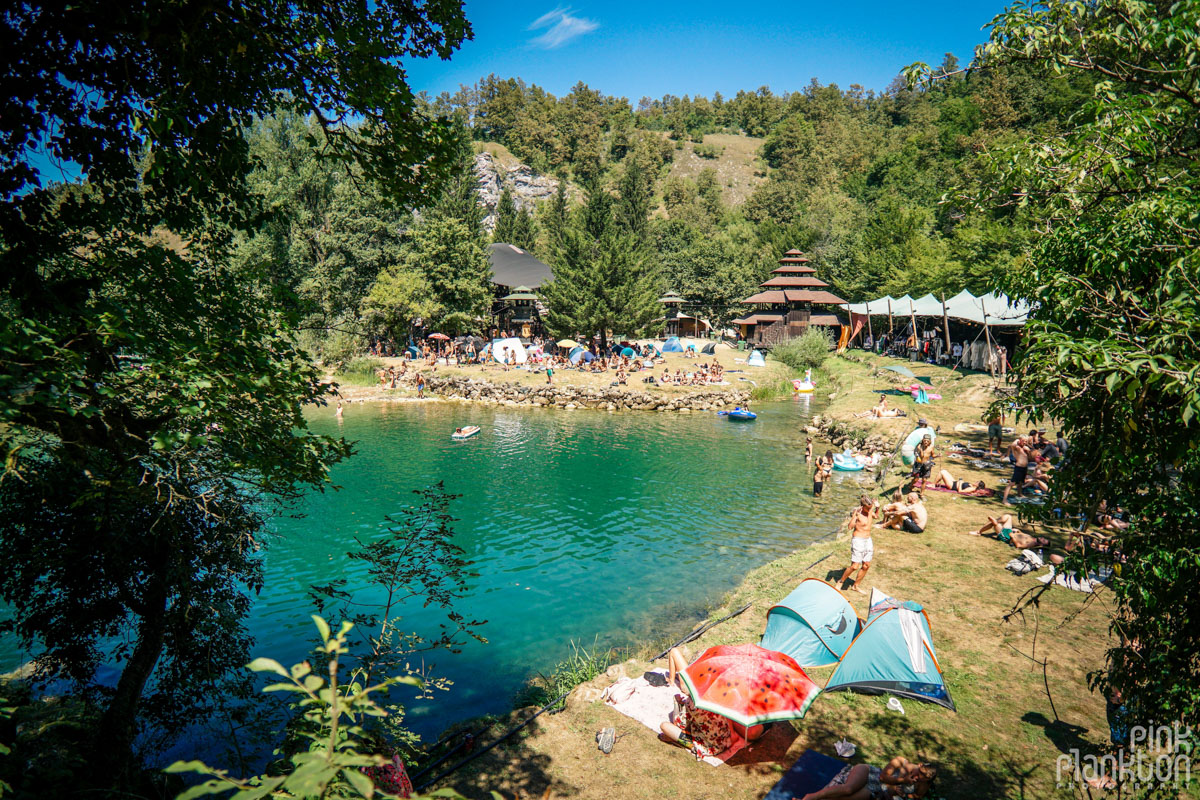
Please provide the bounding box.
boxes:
[93,575,169,787]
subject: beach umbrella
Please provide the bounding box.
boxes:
[427,332,450,340]
[883,365,916,379]
[679,644,821,727]
[558,338,579,349]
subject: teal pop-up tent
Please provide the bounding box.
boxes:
[761,579,861,667]
[662,336,684,353]
[823,599,956,710]
[747,349,767,367]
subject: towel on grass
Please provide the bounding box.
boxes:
[602,668,747,766]
[1038,565,1113,593]
[764,749,847,800]
[926,485,996,498]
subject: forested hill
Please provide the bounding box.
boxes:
[431,59,1095,300]
[234,57,1097,362]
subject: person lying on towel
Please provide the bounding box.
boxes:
[801,756,938,800]
[933,469,986,494]
[965,513,1049,549]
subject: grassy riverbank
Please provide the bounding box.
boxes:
[429,353,1115,800]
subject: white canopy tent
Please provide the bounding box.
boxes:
[844,290,1030,326]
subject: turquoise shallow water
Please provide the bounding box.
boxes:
[263,395,859,737]
[1,394,870,750]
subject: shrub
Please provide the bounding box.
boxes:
[514,641,611,711]
[336,356,384,386]
[771,327,833,371]
[694,143,724,159]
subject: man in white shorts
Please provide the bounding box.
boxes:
[836,495,878,594]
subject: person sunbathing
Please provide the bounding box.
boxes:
[660,648,733,760]
[934,469,986,494]
[801,756,938,800]
[1096,500,1130,531]
[868,393,902,419]
[966,513,1049,548]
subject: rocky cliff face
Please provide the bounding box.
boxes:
[473,152,560,232]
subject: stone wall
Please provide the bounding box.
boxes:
[423,374,750,412]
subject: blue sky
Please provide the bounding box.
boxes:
[405,0,1010,101]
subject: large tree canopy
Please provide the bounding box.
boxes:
[0,1,472,791]
[909,0,1200,778]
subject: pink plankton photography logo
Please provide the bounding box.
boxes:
[1057,723,1194,789]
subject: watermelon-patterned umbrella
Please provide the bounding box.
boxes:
[680,643,822,727]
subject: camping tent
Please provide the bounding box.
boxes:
[621,347,635,357]
[492,337,527,365]
[824,599,955,710]
[747,349,767,367]
[661,336,684,353]
[701,343,717,355]
[761,579,862,667]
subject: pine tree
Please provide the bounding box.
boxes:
[492,187,520,244]
[541,182,661,350]
[493,187,539,252]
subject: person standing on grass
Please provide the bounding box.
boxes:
[813,450,833,497]
[836,495,878,594]
[987,408,1006,455]
[1002,436,1030,505]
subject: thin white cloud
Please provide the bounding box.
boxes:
[528,6,598,49]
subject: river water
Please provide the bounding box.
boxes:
[263,395,861,737]
[1,394,868,751]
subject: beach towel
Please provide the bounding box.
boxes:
[765,750,847,800]
[1038,565,1113,593]
[602,668,747,766]
[926,485,996,498]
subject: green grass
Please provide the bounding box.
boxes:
[513,641,612,712]
[335,356,383,386]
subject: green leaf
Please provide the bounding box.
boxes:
[313,615,331,643]
[246,657,290,677]
[343,767,376,798]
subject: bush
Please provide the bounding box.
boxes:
[336,356,384,386]
[771,327,833,371]
[514,641,611,711]
[694,143,724,159]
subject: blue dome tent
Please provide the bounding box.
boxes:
[823,591,956,711]
[661,337,684,353]
[747,349,767,367]
[760,579,861,667]
[621,347,635,357]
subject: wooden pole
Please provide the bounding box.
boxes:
[941,293,951,357]
[887,298,893,334]
[910,301,917,358]
[981,296,995,378]
[866,302,874,349]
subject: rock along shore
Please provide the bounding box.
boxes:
[430,375,749,412]
[347,373,752,413]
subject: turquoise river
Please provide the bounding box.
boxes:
[2,394,870,749]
